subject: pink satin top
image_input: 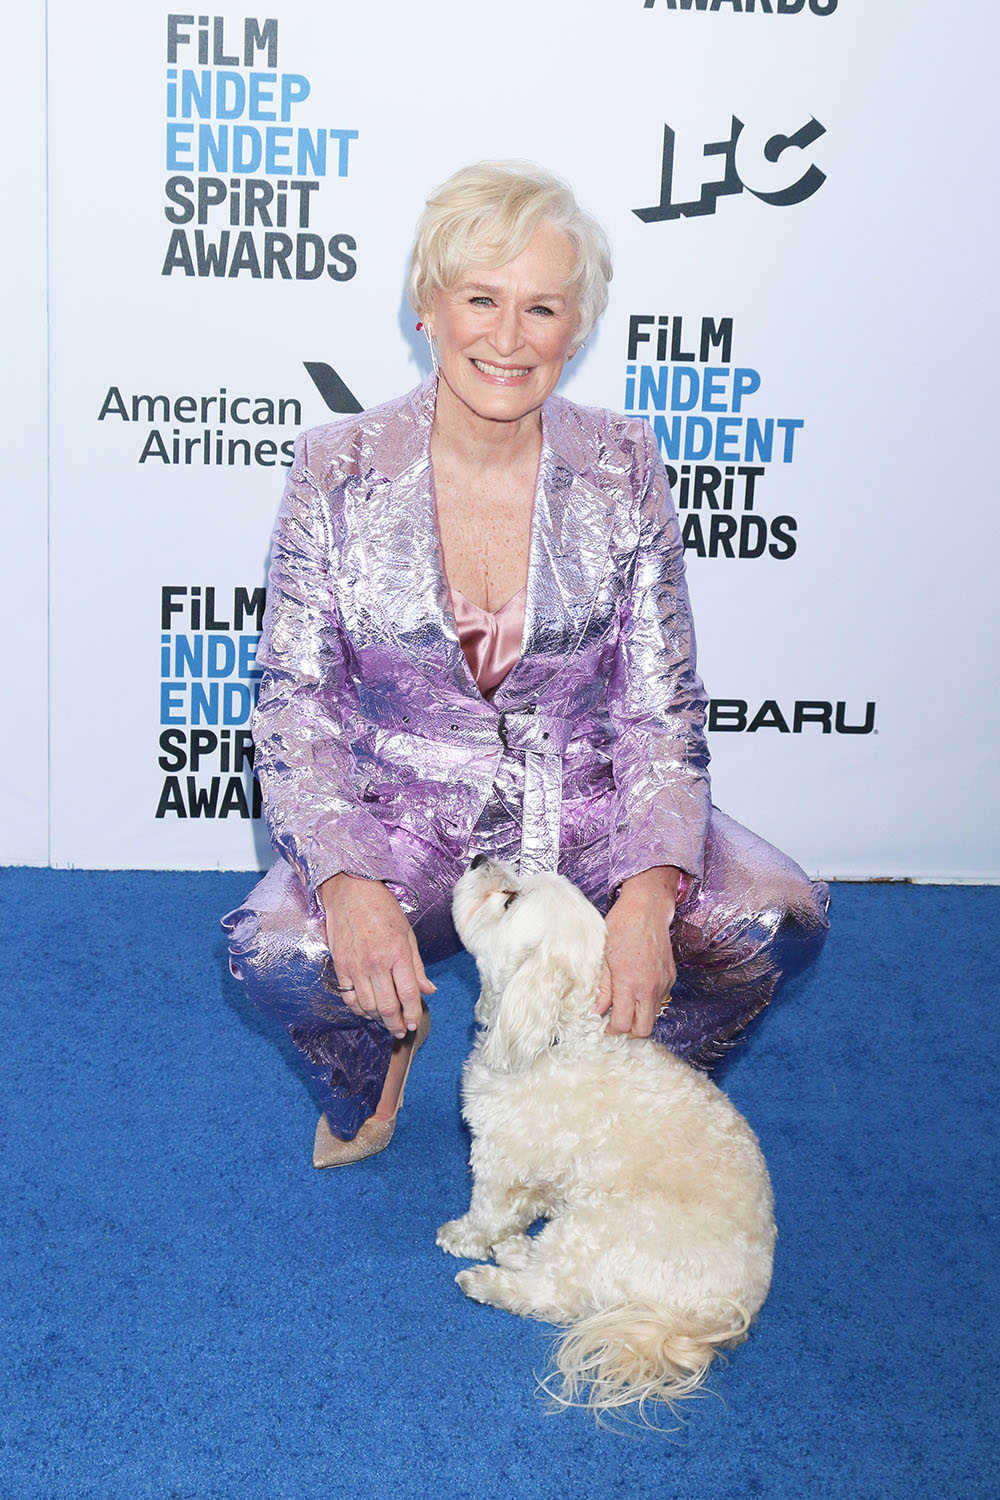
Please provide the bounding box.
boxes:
[450,586,527,697]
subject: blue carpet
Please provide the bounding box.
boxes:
[1,869,997,1499]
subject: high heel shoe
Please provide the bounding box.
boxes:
[312,1005,431,1168]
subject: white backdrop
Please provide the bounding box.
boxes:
[2,5,48,866]
[3,0,997,879]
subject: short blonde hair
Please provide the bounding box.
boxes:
[407,161,613,345]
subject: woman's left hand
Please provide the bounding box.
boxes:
[596,867,681,1038]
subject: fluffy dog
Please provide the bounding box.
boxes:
[438,859,777,1421]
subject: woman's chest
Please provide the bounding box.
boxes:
[331,449,634,698]
[433,470,536,613]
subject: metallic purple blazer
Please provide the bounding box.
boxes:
[252,375,711,927]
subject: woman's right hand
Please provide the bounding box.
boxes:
[318,873,436,1039]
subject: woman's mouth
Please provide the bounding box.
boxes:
[472,359,531,379]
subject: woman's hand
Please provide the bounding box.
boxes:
[319,874,436,1039]
[596,867,680,1038]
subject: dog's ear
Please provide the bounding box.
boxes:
[480,946,570,1072]
[474,978,499,1027]
[481,940,600,1072]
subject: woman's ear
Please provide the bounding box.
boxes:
[419,316,439,376]
[421,287,438,341]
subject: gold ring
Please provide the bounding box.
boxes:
[656,996,672,1018]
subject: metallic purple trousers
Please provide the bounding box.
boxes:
[223,807,829,1141]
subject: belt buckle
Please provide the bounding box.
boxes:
[497,704,535,752]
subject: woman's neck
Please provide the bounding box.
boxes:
[430,377,543,472]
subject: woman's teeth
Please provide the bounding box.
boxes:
[473,360,530,378]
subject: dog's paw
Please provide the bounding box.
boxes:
[436,1217,493,1260]
[456,1264,522,1311]
[492,1233,534,1269]
[455,1265,501,1304]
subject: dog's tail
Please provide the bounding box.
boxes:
[543,1300,753,1423]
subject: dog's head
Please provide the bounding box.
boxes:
[452,858,607,1072]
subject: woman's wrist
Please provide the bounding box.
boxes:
[318,871,381,914]
[614,864,683,918]
[616,866,683,905]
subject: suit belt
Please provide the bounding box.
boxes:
[357,688,573,874]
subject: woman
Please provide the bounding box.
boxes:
[224,162,829,1167]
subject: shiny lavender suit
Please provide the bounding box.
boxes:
[223,376,829,1139]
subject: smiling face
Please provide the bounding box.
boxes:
[426,221,581,435]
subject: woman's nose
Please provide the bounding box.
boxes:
[489,306,521,358]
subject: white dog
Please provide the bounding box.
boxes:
[438,859,777,1421]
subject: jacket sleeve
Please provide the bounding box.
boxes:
[251,431,396,907]
[606,420,711,889]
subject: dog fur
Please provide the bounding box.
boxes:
[438,860,777,1421]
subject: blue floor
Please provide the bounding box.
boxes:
[1,869,997,1499]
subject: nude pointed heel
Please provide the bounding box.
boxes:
[313,1005,431,1168]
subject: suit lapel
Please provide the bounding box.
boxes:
[351,377,473,694]
[493,395,617,704]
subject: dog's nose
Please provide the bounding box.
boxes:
[470,853,488,870]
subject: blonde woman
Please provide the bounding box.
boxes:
[224,162,829,1166]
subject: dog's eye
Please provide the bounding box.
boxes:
[502,891,519,911]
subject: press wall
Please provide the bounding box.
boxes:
[3,1,997,879]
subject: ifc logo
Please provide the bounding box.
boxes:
[636,116,826,221]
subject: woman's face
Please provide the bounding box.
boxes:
[427,221,581,432]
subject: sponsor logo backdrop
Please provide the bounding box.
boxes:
[4,1,997,878]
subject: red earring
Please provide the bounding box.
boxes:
[416,321,423,331]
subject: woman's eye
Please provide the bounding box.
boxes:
[529,305,554,317]
[470,296,494,307]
